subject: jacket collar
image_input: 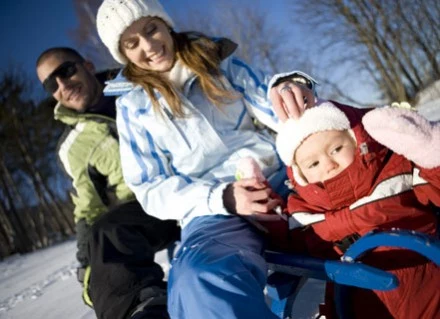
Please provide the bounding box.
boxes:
[167,59,195,92]
[54,102,112,126]
[54,102,83,126]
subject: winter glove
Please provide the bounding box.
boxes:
[75,219,91,266]
[77,265,93,308]
[75,219,93,308]
[362,107,440,168]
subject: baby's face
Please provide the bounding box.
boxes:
[295,130,356,184]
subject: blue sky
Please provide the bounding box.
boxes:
[1,0,80,101]
[1,1,78,81]
[0,0,289,94]
[0,0,378,103]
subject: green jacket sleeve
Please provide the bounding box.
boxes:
[88,133,134,209]
[60,121,134,225]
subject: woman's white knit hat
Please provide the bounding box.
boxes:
[96,0,174,65]
[276,102,351,167]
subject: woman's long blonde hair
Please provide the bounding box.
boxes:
[123,31,239,118]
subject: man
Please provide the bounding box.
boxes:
[36,47,180,319]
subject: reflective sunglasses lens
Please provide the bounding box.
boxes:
[43,78,58,94]
[57,63,77,78]
[42,62,78,94]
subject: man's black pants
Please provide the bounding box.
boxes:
[87,201,180,319]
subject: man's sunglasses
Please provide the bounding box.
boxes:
[43,61,78,94]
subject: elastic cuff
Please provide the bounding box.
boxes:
[207,182,231,215]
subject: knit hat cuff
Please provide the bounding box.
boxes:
[276,102,351,168]
[97,0,174,65]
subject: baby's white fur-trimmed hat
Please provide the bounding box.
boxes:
[97,0,174,65]
[276,102,351,169]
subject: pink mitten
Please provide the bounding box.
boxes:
[362,107,440,168]
[236,157,266,182]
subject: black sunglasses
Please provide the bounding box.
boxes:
[43,61,78,94]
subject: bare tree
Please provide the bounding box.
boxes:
[0,69,74,257]
[289,0,440,104]
[0,157,44,253]
[0,198,15,258]
[70,0,120,70]
[176,1,313,76]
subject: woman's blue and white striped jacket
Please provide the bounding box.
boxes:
[104,54,314,228]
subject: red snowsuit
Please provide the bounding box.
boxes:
[266,104,440,319]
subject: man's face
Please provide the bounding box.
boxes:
[36,54,101,112]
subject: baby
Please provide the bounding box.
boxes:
[272,103,440,319]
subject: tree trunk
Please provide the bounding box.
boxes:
[0,168,36,253]
[0,200,15,258]
[11,106,73,238]
[0,157,45,248]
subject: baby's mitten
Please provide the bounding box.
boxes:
[362,107,440,168]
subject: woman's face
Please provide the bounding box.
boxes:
[120,17,175,72]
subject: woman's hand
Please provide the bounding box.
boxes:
[270,81,315,122]
[223,178,282,221]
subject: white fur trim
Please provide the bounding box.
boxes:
[97,0,174,65]
[276,102,351,168]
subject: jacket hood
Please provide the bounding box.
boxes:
[287,118,388,211]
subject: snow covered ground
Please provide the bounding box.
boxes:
[0,239,325,319]
[0,240,94,319]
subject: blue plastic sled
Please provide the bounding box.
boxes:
[265,229,440,319]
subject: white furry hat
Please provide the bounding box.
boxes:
[96,0,174,65]
[276,103,352,184]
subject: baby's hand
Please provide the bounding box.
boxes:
[362,107,440,168]
[288,212,325,229]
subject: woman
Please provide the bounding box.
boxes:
[96,0,316,317]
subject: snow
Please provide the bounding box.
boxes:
[417,98,440,122]
[0,240,92,319]
[0,239,324,319]
[416,81,440,121]
[416,80,440,106]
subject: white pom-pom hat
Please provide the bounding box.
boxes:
[276,103,353,185]
[97,0,174,65]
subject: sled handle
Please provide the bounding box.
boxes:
[266,252,397,291]
[342,229,440,265]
